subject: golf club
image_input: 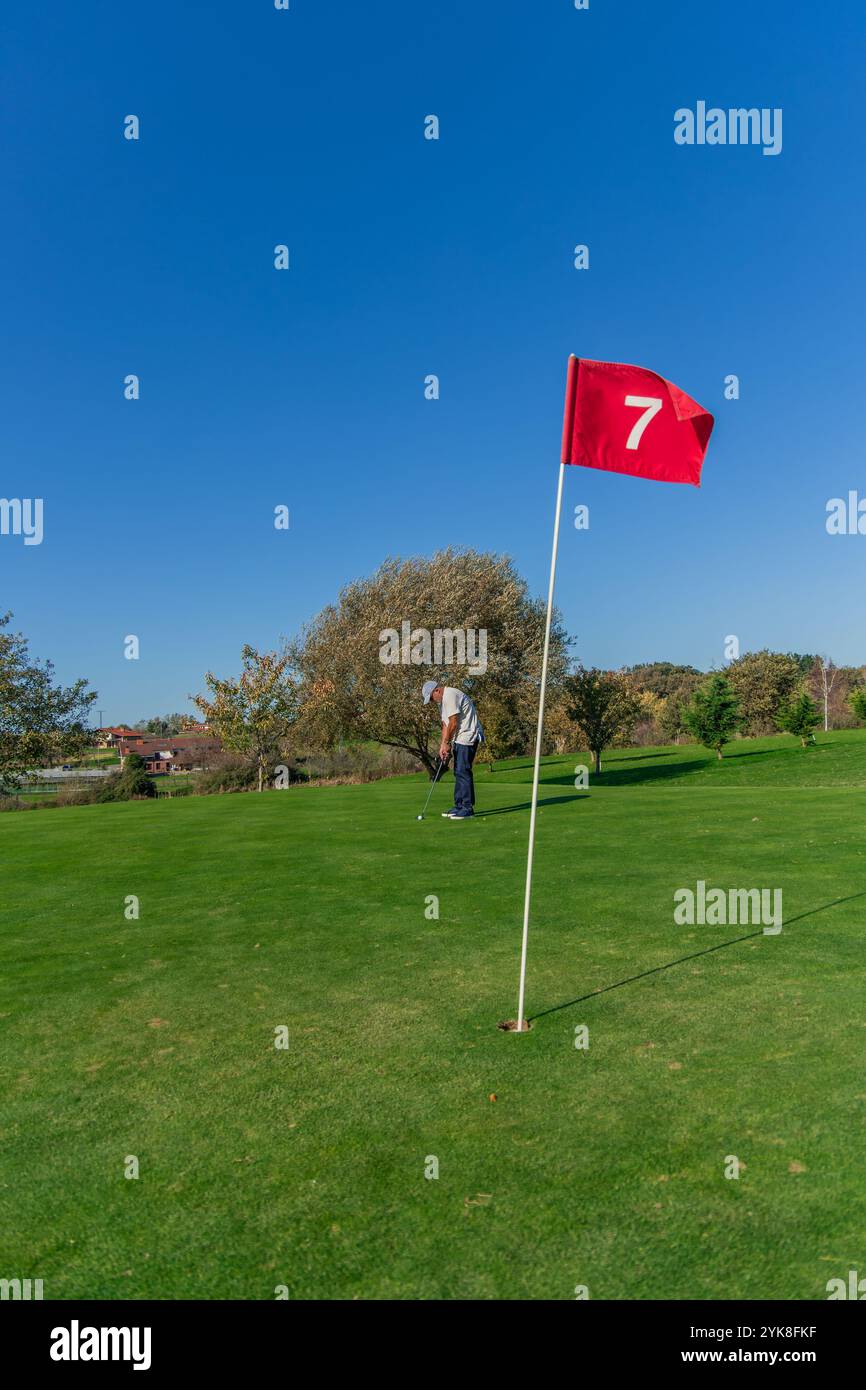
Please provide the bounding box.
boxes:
[416,755,447,819]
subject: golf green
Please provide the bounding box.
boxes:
[2,731,864,1299]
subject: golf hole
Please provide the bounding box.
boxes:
[498,1019,532,1032]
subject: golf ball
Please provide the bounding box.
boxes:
[417,814,423,820]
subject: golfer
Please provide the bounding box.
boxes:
[422,680,483,819]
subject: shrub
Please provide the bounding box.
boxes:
[156,778,194,797]
[193,754,261,795]
[97,766,156,802]
[0,794,38,812]
[296,744,413,783]
[53,783,102,806]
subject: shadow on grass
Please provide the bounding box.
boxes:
[544,759,707,788]
[704,742,832,765]
[529,889,866,1022]
[613,749,680,761]
[719,746,794,762]
[492,749,693,781]
[474,794,588,817]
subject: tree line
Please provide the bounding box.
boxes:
[3,550,866,797]
[193,551,866,781]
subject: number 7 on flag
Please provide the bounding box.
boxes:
[624,395,662,450]
[561,357,715,487]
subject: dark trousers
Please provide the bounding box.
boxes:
[453,741,478,814]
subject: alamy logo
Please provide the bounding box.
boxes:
[674,102,782,156]
[826,491,866,535]
[379,621,487,675]
[50,1320,152,1371]
[674,881,782,934]
[826,1269,866,1299]
[0,1277,43,1299]
[0,497,43,545]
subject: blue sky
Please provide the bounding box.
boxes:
[3,0,864,723]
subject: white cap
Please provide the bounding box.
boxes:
[422,680,438,704]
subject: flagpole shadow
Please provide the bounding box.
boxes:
[528,889,866,1023]
[474,794,587,818]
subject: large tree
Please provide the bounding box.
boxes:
[0,612,97,793]
[192,646,299,792]
[563,667,640,774]
[684,673,742,760]
[725,650,801,735]
[291,549,570,775]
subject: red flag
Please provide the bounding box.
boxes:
[560,356,714,487]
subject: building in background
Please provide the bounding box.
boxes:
[95,726,141,749]
[118,732,223,774]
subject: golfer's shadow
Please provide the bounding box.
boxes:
[474,793,588,817]
[529,889,866,1022]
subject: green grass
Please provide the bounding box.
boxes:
[2,730,865,1300]
[74,748,121,767]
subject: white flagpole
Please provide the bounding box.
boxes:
[515,355,577,1031]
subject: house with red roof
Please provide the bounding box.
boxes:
[96,726,142,749]
[118,733,223,774]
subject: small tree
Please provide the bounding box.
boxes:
[807,657,839,733]
[659,694,687,745]
[631,688,665,746]
[683,674,742,760]
[472,689,533,771]
[775,690,820,747]
[849,686,866,724]
[543,698,578,757]
[563,668,640,774]
[193,645,299,792]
